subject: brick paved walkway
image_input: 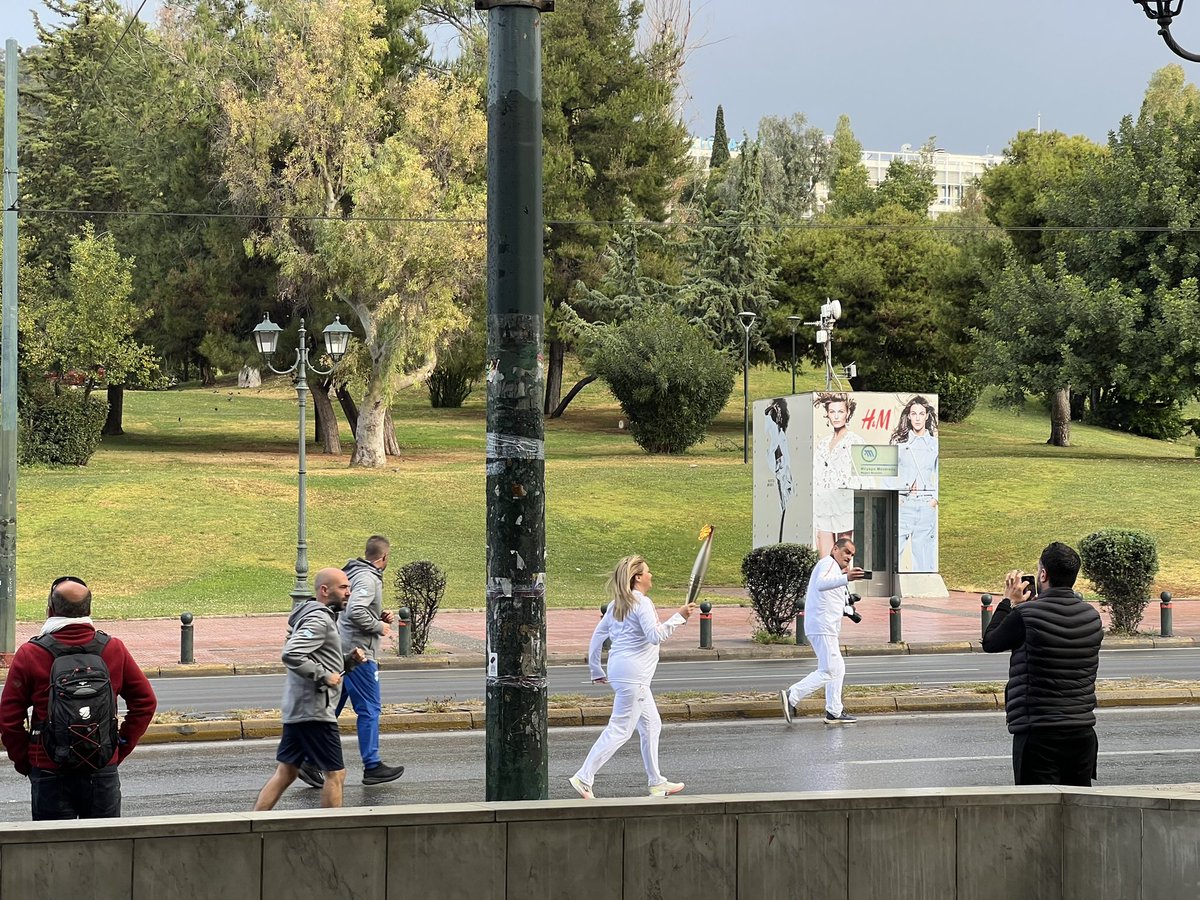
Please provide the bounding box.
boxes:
[11,591,1194,669]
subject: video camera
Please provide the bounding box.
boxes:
[843,593,862,625]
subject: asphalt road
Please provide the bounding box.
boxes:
[151,647,1200,715]
[1,707,1197,822]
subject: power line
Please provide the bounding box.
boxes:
[81,0,153,110]
[15,206,1200,234]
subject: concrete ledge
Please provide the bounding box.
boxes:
[241,717,284,739]
[895,694,999,712]
[1153,637,1197,648]
[1097,689,1197,707]
[155,663,236,678]
[382,712,472,732]
[141,721,243,743]
[843,643,909,656]
[657,702,691,722]
[905,641,976,654]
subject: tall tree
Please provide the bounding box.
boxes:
[825,114,874,218]
[539,0,690,414]
[709,104,730,169]
[219,0,480,467]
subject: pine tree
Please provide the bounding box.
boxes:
[710,104,730,169]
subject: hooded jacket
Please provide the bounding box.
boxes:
[982,586,1104,734]
[281,600,358,724]
[339,557,386,661]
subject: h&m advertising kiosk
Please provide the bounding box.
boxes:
[752,391,949,600]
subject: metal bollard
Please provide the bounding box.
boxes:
[180,612,194,665]
[980,594,993,638]
[1161,591,1174,638]
[795,597,807,646]
[396,607,412,656]
[600,602,611,653]
[699,602,713,649]
[889,596,902,644]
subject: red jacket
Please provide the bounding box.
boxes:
[0,622,157,774]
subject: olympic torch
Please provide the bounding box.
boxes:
[685,525,715,606]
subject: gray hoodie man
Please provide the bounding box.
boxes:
[282,599,360,723]
[339,536,392,661]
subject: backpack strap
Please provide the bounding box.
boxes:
[30,631,110,659]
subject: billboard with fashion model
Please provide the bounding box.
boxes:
[753,392,939,574]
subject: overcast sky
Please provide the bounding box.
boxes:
[3,0,1193,155]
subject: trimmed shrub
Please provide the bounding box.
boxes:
[930,372,982,423]
[587,307,735,454]
[393,560,446,654]
[741,543,819,637]
[18,387,108,466]
[1079,529,1159,634]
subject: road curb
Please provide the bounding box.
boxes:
[139,688,1200,744]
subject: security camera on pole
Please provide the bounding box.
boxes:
[737,311,757,464]
[805,299,842,390]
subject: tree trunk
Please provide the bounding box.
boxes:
[350,389,388,467]
[1068,389,1085,422]
[543,338,564,415]
[1048,387,1071,447]
[336,384,359,439]
[101,384,124,436]
[200,364,216,387]
[383,409,401,457]
[309,375,341,454]
[550,375,597,419]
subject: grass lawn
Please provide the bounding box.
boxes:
[14,361,1199,619]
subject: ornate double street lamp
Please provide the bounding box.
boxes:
[737,311,757,464]
[1133,1,1200,61]
[252,314,353,605]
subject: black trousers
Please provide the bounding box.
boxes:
[29,765,121,820]
[1012,727,1098,787]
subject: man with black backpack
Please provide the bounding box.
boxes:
[0,576,157,820]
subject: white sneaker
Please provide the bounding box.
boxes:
[649,780,685,797]
[779,689,794,725]
[568,775,594,800]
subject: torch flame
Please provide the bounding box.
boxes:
[698,524,713,541]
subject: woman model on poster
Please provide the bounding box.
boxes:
[764,398,795,542]
[568,556,697,800]
[813,392,865,557]
[890,395,940,572]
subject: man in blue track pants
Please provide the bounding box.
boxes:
[336,535,404,786]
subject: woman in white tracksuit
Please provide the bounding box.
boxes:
[569,555,697,799]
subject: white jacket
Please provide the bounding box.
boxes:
[804,554,849,637]
[588,591,685,686]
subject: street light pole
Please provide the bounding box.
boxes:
[0,40,19,656]
[737,312,756,464]
[787,315,802,395]
[253,315,352,606]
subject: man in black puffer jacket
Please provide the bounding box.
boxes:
[983,541,1104,786]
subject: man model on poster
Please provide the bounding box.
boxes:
[982,543,1104,786]
[779,538,865,726]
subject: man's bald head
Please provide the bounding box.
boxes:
[314,567,351,610]
[48,577,92,618]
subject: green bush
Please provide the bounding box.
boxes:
[586,308,735,454]
[741,543,819,637]
[428,329,485,409]
[393,560,447,654]
[18,387,108,466]
[1079,529,1159,634]
[930,372,981,423]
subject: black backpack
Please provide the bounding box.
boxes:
[30,633,119,771]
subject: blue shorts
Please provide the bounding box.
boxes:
[276,721,344,773]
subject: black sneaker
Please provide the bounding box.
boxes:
[297,762,325,788]
[363,763,405,785]
[824,710,857,725]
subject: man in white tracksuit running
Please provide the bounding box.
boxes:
[780,537,865,725]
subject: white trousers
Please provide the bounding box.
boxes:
[574,681,665,788]
[786,634,845,716]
